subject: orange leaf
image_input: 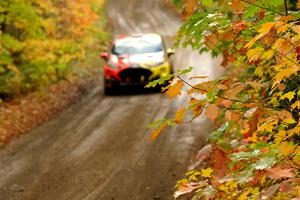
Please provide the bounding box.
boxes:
[205,104,221,122]
[204,33,219,49]
[166,80,184,99]
[151,123,167,140]
[189,98,204,117]
[214,148,229,178]
[292,100,300,109]
[225,110,240,121]
[279,142,295,156]
[258,22,275,34]
[266,166,294,180]
[175,108,186,123]
[184,0,198,16]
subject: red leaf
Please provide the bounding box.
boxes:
[280,181,293,193]
[214,148,229,178]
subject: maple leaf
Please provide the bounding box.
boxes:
[277,23,290,34]
[260,184,280,200]
[188,144,212,170]
[280,91,295,101]
[280,181,293,193]
[258,22,275,34]
[166,80,184,99]
[188,98,204,117]
[291,100,300,109]
[183,0,198,16]
[225,110,240,121]
[201,168,214,178]
[205,104,221,122]
[273,65,300,86]
[279,142,295,156]
[174,182,198,198]
[214,148,228,178]
[266,166,294,179]
[262,49,274,60]
[204,33,219,49]
[247,47,263,62]
[274,39,293,54]
[175,108,186,123]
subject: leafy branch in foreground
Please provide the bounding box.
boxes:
[150,0,300,199]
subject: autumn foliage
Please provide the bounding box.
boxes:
[0,0,109,100]
[150,0,300,199]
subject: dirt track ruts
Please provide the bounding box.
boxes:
[0,0,224,199]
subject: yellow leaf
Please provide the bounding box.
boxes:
[279,142,295,156]
[166,80,184,99]
[245,33,264,49]
[255,65,264,77]
[238,190,250,200]
[258,22,275,34]
[151,123,167,140]
[175,108,186,123]
[280,91,295,101]
[278,110,296,124]
[291,100,300,109]
[262,49,274,60]
[247,47,264,62]
[273,65,300,86]
[290,122,300,136]
[201,168,214,178]
[274,130,288,144]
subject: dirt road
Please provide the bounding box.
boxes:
[0,0,224,199]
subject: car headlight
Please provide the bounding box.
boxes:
[144,61,166,68]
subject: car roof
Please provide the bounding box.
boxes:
[115,33,162,44]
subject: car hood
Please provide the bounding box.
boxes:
[111,52,165,67]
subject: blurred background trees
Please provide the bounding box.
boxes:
[0,0,109,99]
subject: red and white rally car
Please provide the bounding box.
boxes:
[100,33,174,94]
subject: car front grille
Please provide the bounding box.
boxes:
[119,68,153,83]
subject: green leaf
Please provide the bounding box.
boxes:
[177,66,193,75]
[254,157,276,170]
[231,150,261,161]
[145,74,173,88]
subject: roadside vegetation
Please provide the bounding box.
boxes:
[0,0,110,145]
[150,0,300,199]
[0,0,109,101]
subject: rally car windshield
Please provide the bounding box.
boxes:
[112,37,163,55]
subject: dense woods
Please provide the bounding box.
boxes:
[0,0,109,100]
